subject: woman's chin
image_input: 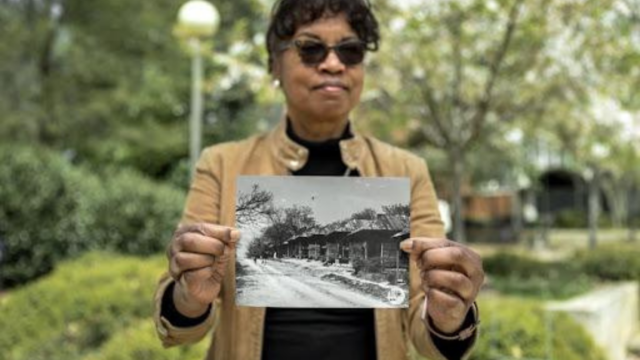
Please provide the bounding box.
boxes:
[311,105,352,121]
[312,111,349,124]
[289,104,352,125]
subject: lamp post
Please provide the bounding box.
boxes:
[175,0,220,178]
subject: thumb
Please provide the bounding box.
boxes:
[400,239,414,253]
[400,238,451,262]
[225,228,241,250]
[229,229,241,242]
[399,239,421,263]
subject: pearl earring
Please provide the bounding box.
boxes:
[273,79,281,88]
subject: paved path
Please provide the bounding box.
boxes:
[236,259,393,308]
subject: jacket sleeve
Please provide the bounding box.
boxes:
[405,156,478,360]
[153,147,223,347]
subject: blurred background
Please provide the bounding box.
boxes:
[0,0,639,359]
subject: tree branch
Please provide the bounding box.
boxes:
[450,11,465,123]
[415,74,452,147]
[622,0,640,24]
[236,184,274,226]
[406,117,446,149]
[463,0,524,150]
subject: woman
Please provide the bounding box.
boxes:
[154,0,484,359]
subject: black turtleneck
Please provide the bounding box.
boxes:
[261,122,374,360]
[285,121,359,177]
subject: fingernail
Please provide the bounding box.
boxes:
[230,229,241,241]
[400,240,414,252]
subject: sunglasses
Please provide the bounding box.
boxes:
[281,39,367,66]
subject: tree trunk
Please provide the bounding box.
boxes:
[588,168,600,250]
[450,149,466,243]
[511,184,523,241]
[540,179,551,248]
[601,178,625,228]
[629,186,638,243]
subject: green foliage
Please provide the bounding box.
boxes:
[469,296,606,360]
[81,320,207,360]
[554,209,613,229]
[0,145,184,287]
[554,209,587,228]
[84,121,189,179]
[165,158,191,190]
[575,243,640,282]
[89,168,184,255]
[0,0,268,178]
[0,144,98,286]
[484,244,640,300]
[0,252,170,360]
[483,252,594,299]
[0,252,207,360]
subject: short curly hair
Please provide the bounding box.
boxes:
[266,0,380,73]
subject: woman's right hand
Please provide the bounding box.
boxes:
[167,223,241,318]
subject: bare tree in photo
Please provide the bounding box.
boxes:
[351,208,378,220]
[247,236,266,260]
[382,204,410,218]
[266,205,318,248]
[236,184,274,226]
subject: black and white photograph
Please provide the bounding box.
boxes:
[235,176,411,308]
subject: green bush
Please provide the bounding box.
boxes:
[575,243,640,281]
[554,209,613,228]
[469,296,606,360]
[165,158,190,190]
[81,320,207,360]
[483,251,548,277]
[483,252,594,299]
[554,209,587,228]
[0,252,180,360]
[90,168,184,255]
[0,144,99,287]
[0,145,185,287]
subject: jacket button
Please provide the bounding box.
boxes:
[156,324,168,337]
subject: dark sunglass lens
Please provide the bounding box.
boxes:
[336,42,365,65]
[297,41,328,64]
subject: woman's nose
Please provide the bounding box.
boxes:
[318,50,346,73]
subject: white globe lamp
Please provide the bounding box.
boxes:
[175,0,220,178]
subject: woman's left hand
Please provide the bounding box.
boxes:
[401,238,484,334]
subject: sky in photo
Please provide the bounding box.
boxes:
[237,176,410,225]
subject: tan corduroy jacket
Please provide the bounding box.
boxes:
[153,120,478,360]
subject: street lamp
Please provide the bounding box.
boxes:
[175,0,220,178]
